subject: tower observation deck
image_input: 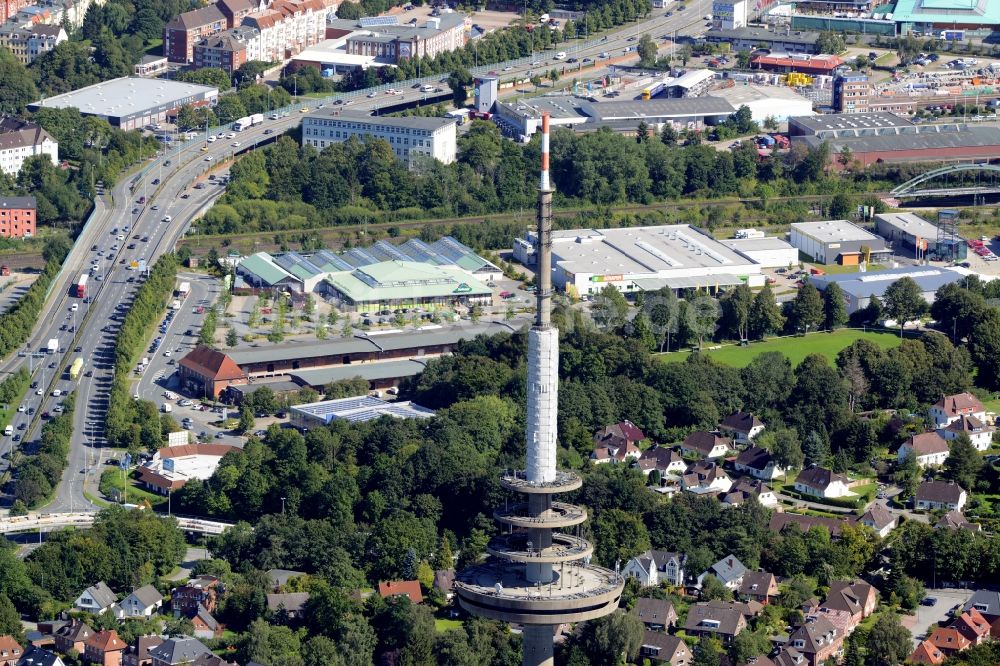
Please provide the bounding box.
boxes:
[454,114,624,666]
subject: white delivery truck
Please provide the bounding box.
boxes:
[4,425,12,436]
[176,281,191,298]
[46,338,58,354]
[171,299,181,310]
[233,116,252,131]
[250,113,265,126]
[161,403,172,413]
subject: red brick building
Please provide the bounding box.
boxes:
[192,26,256,73]
[0,196,35,238]
[164,0,256,63]
[171,576,221,617]
[178,345,246,399]
[84,630,126,666]
[751,53,844,76]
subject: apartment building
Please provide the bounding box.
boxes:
[0,196,36,238]
[164,0,257,63]
[193,25,261,72]
[0,118,58,176]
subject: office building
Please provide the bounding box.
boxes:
[0,117,57,176]
[711,0,747,29]
[27,77,218,130]
[833,74,871,114]
[332,13,466,62]
[301,111,457,164]
[874,212,967,260]
[0,195,35,238]
[790,220,892,265]
[514,225,767,297]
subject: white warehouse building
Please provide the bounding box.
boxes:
[300,111,457,164]
[722,237,799,268]
[514,225,767,298]
[712,84,815,123]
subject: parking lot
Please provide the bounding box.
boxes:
[900,588,973,646]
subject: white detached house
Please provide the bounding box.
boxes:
[939,415,995,452]
[622,550,687,587]
[794,466,852,499]
[74,582,117,615]
[930,393,986,428]
[897,432,950,467]
[112,584,163,618]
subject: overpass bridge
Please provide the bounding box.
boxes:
[0,512,233,536]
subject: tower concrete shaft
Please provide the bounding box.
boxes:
[455,112,623,666]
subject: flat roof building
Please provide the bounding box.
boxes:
[495,95,735,140]
[790,220,892,265]
[809,266,967,314]
[873,212,968,260]
[514,225,766,297]
[301,110,457,164]
[289,395,434,429]
[27,77,219,130]
[788,112,916,137]
[712,84,814,123]
[750,53,844,76]
[705,26,820,53]
[890,0,1000,31]
[136,444,240,494]
[722,237,799,268]
[323,260,492,313]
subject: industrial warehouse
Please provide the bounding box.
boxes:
[790,220,893,265]
[513,225,784,296]
[27,77,219,130]
[809,266,967,314]
[289,395,434,430]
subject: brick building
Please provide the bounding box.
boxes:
[193,26,259,73]
[164,0,256,63]
[0,195,35,238]
[178,345,247,399]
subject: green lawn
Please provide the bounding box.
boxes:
[658,329,904,368]
[434,618,463,633]
[99,469,166,508]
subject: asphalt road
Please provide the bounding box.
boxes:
[0,4,719,515]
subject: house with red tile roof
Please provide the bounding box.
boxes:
[83,629,126,666]
[939,414,995,451]
[592,421,644,464]
[823,581,878,629]
[952,608,991,646]
[0,636,22,666]
[908,640,945,665]
[378,580,423,604]
[927,627,971,655]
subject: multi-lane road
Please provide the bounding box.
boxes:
[1,4,716,516]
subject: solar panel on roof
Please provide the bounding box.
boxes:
[359,15,398,26]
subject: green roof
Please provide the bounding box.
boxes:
[889,0,1000,25]
[240,253,296,286]
[325,260,492,303]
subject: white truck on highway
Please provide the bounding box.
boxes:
[233,113,265,131]
[176,281,191,298]
[46,338,58,354]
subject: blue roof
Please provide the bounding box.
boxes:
[810,266,966,299]
[889,0,1000,25]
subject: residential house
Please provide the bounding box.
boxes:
[739,571,779,604]
[74,582,117,615]
[952,608,991,646]
[737,657,776,666]
[83,630,126,666]
[823,581,878,629]
[0,636,21,666]
[772,649,810,666]
[190,655,235,666]
[53,620,94,655]
[705,599,764,621]
[793,466,851,499]
[722,478,778,508]
[633,598,678,631]
[378,580,423,604]
[433,569,455,600]
[939,414,995,451]
[927,627,971,656]
[171,577,221,617]
[16,646,65,666]
[682,461,733,495]
[122,636,163,666]
[0,195,36,239]
[963,590,1000,622]
[733,446,784,481]
[935,510,981,532]
[266,593,309,620]
[929,392,986,428]
[0,117,58,177]
[915,480,967,511]
[683,603,747,645]
[858,504,897,538]
[637,446,687,479]
[638,631,690,664]
[113,586,163,619]
[698,555,747,591]
[769,512,850,536]
[264,569,305,591]
[593,421,645,454]
[622,550,686,588]
[680,431,731,459]
[785,615,843,666]
[190,606,221,640]
[897,432,950,467]
[147,636,213,666]
[719,411,766,444]
[908,640,945,665]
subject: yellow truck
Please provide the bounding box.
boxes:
[69,357,84,380]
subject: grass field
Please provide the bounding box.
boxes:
[658,329,904,368]
[99,469,166,508]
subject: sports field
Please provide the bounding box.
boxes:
[658,329,904,368]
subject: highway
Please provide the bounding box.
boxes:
[0,3,715,519]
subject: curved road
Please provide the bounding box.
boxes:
[4,3,716,517]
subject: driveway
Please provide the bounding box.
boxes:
[900,588,973,646]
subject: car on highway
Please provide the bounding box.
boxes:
[96,274,104,281]
[131,207,140,214]
[300,107,310,113]
[151,204,159,210]
[368,92,377,98]
[74,346,82,352]
[16,405,25,412]
[35,388,43,395]
[205,156,213,161]
[152,178,160,185]
[52,389,62,397]
[231,142,240,147]
[263,129,273,135]
[127,243,136,249]
[70,303,78,312]
[207,137,216,143]
[227,132,236,138]
[566,57,578,63]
